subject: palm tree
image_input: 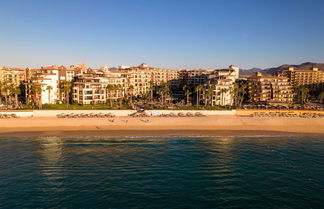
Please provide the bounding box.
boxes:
[233,81,247,108]
[149,81,155,101]
[32,85,42,109]
[205,87,215,106]
[295,86,309,104]
[2,82,11,106]
[60,81,72,107]
[318,92,324,104]
[116,84,123,107]
[106,84,115,106]
[194,85,203,108]
[157,88,164,105]
[46,85,53,104]
[300,87,309,105]
[128,85,134,104]
[183,87,191,105]
[0,81,4,104]
[161,83,171,105]
[220,88,230,106]
[11,85,21,108]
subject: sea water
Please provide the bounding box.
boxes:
[0,136,323,209]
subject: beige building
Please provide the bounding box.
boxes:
[201,79,234,106]
[277,67,324,92]
[200,66,240,106]
[72,72,125,105]
[71,63,240,106]
[0,67,25,86]
[248,72,294,104]
[25,65,77,105]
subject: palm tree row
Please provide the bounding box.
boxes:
[295,86,309,104]
[157,82,171,105]
[232,81,247,108]
[106,84,125,107]
[0,81,21,108]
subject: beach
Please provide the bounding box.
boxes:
[0,115,323,137]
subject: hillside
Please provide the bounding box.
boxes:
[240,62,324,78]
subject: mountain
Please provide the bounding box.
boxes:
[239,68,262,77]
[240,62,324,78]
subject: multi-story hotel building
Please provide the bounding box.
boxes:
[201,79,234,106]
[72,72,126,105]
[0,63,239,106]
[248,72,294,104]
[71,63,240,105]
[201,66,240,106]
[0,67,26,86]
[24,65,77,104]
[277,67,324,92]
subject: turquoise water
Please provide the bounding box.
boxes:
[0,136,323,209]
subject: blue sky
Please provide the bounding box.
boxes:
[0,0,323,69]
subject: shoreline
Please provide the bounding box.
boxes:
[0,116,324,137]
[0,130,321,138]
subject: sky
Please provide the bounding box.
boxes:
[0,0,323,69]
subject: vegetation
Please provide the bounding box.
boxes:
[194,85,203,107]
[0,78,323,110]
[295,86,310,104]
[319,92,324,104]
[60,81,72,107]
[0,81,23,108]
[232,81,247,108]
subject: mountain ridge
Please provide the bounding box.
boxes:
[240,62,324,78]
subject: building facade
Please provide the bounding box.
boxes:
[277,67,324,93]
[24,65,77,105]
[0,67,25,86]
[248,72,294,104]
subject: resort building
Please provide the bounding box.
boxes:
[248,72,294,104]
[201,79,234,106]
[0,62,239,106]
[24,65,77,105]
[72,72,125,105]
[71,63,239,105]
[200,66,239,106]
[277,67,324,92]
[0,67,26,86]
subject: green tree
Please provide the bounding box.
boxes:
[128,85,134,104]
[194,85,203,108]
[0,81,4,104]
[106,84,115,106]
[32,85,42,109]
[205,87,215,106]
[220,88,229,106]
[319,91,324,104]
[157,83,170,105]
[116,84,123,107]
[295,86,309,104]
[60,81,72,107]
[11,85,21,108]
[183,85,191,105]
[149,80,155,101]
[233,81,247,108]
[46,85,53,104]
[2,82,11,106]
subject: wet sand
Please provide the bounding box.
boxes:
[0,116,323,137]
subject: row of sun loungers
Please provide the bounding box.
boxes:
[57,113,115,118]
[250,112,324,118]
[129,112,206,117]
[0,113,17,118]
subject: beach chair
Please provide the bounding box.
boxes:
[186,112,193,117]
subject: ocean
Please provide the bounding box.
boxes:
[0,136,323,209]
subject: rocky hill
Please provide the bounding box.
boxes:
[240,62,324,78]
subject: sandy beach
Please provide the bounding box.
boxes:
[0,115,323,137]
